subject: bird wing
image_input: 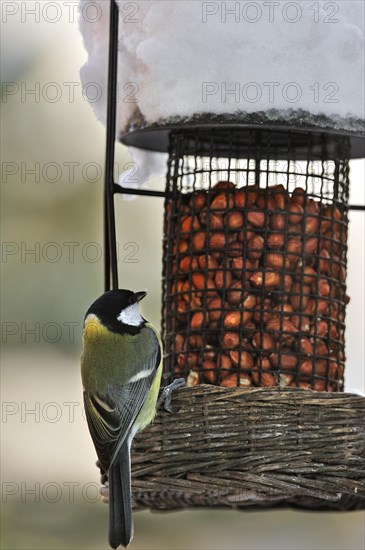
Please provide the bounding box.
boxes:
[83,328,161,473]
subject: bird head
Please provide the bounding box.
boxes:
[84,289,147,334]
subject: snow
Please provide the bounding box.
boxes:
[80,0,364,125]
[117,147,168,198]
[79,0,364,185]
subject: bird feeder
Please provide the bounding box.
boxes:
[99,0,364,512]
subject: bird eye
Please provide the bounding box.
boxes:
[129,296,134,305]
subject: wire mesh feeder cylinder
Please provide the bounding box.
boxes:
[162,129,350,391]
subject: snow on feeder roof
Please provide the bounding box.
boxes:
[79,0,365,156]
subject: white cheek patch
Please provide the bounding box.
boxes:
[117,303,144,327]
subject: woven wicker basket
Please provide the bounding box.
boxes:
[130,386,364,511]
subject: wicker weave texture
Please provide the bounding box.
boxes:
[131,386,364,511]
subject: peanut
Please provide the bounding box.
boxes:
[166,183,347,392]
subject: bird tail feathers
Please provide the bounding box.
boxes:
[108,443,133,549]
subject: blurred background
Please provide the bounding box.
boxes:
[1,2,364,549]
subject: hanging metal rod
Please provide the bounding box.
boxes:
[113,184,365,210]
[349,204,365,211]
[113,185,168,198]
[104,0,119,292]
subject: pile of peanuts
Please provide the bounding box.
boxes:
[164,181,348,391]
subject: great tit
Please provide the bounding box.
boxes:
[81,289,163,549]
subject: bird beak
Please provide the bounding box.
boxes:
[134,291,147,302]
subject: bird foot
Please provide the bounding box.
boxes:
[157,378,186,413]
[100,484,109,504]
